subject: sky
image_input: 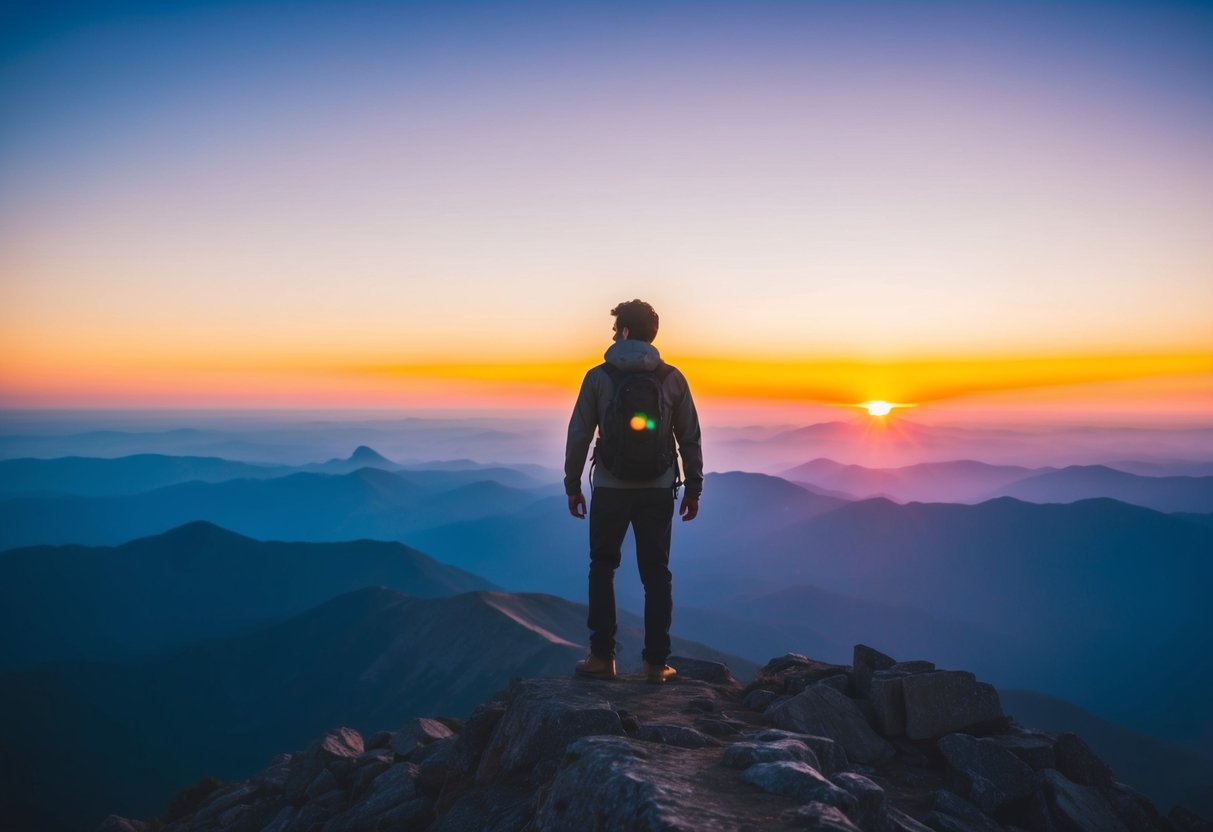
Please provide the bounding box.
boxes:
[1,0,1211,422]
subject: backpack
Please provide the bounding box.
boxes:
[593,362,677,481]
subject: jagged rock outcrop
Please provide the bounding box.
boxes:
[102,646,1212,832]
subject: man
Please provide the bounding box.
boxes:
[564,299,703,684]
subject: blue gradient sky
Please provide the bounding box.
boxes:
[1,1,1211,414]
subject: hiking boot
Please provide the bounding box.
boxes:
[575,653,617,679]
[644,660,678,685]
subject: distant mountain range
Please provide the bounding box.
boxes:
[1,583,754,832]
[783,457,1213,512]
[0,522,495,669]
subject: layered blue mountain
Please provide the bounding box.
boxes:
[0,453,288,498]
[0,465,559,549]
[987,464,1213,513]
[782,457,1044,503]
[0,522,494,669]
[0,585,754,832]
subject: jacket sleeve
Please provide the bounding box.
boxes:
[563,370,599,495]
[673,373,704,498]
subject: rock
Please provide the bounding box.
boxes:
[767,684,895,764]
[355,763,421,819]
[1105,782,1170,832]
[1054,732,1114,790]
[853,645,897,697]
[722,739,820,770]
[888,807,934,832]
[260,806,296,832]
[668,655,736,685]
[781,802,863,831]
[390,717,456,757]
[693,714,746,737]
[190,783,260,826]
[354,748,395,767]
[284,728,364,801]
[367,731,393,750]
[890,661,935,675]
[754,654,853,696]
[349,757,393,800]
[1170,806,1213,832]
[922,789,1003,832]
[990,730,1057,771]
[416,736,458,794]
[305,768,338,801]
[742,761,857,811]
[685,696,715,712]
[535,736,711,831]
[937,732,1035,815]
[286,795,343,832]
[833,771,888,832]
[819,674,851,694]
[1027,768,1129,832]
[430,784,535,832]
[743,689,780,711]
[448,700,506,778]
[900,672,1003,741]
[869,670,909,737]
[748,728,849,775]
[477,678,624,781]
[251,754,294,792]
[638,722,717,748]
[375,796,434,831]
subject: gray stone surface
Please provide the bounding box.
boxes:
[668,655,736,684]
[430,785,535,832]
[890,661,935,675]
[477,679,624,781]
[922,789,1002,832]
[391,717,455,757]
[937,732,1035,815]
[900,672,1003,740]
[781,802,863,831]
[722,739,820,770]
[743,689,780,711]
[535,736,736,831]
[833,771,888,832]
[1029,768,1128,832]
[869,670,909,737]
[767,684,895,764]
[888,808,934,832]
[284,728,364,801]
[990,731,1057,771]
[853,645,897,698]
[638,722,717,748]
[1054,732,1115,789]
[748,728,849,775]
[742,761,857,811]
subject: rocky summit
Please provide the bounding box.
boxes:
[100,646,1212,832]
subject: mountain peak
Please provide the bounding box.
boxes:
[349,446,392,463]
[106,643,1202,832]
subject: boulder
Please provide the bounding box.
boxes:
[448,700,506,778]
[748,729,849,775]
[189,783,260,826]
[260,806,296,832]
[781,802,863,831]
[888,807,934,832]
[922,789,1002,832]
[937,732,1035,815]
[853,645,897,697]
[900,672,1003,740]
[350,763,421,820]
[637,722,717,749]
[668,655,737,685]
[754,654,853,696]
[535,736,716,831]
[890,661,935,675]
[390,718,455,757]
[96,817,151,832]
[693,714,747,737]
[416,736,458,794]
[742,761,857,811]
[1105,782,1170,832]
[251,754,294,792]
[722,739,820,770]
[1054,732,1114,790]
[990,730,1056,771]
[767,684,895,764]
[869,670,909,736]
[429,784,534,832]
[833,771,888,832]
[284,728,364,801]
[1027,768,1129,832]
[477,679,624,781]
[1170,806,1213,832]
[743,689,781,711]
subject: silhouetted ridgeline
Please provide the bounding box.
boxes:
[101,646,1211,832]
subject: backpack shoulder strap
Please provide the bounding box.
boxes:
[601,363,622,384]
[655,362,675,381]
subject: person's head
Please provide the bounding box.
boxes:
[610,299,659,343]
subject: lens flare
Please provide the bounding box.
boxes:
[629,415,648,431]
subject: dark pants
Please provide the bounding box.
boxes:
[587,486,675,664]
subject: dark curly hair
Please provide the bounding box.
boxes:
[610,299,659,343]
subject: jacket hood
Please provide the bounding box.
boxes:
[604,340,662,372]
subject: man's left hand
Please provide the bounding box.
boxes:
[679,495,699,522]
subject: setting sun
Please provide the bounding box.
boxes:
[859,400,917,417]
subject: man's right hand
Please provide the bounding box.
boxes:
[568,492,587,519]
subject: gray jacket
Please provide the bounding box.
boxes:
[564,340,704,498]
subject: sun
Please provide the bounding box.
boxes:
[857,400,915,417]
